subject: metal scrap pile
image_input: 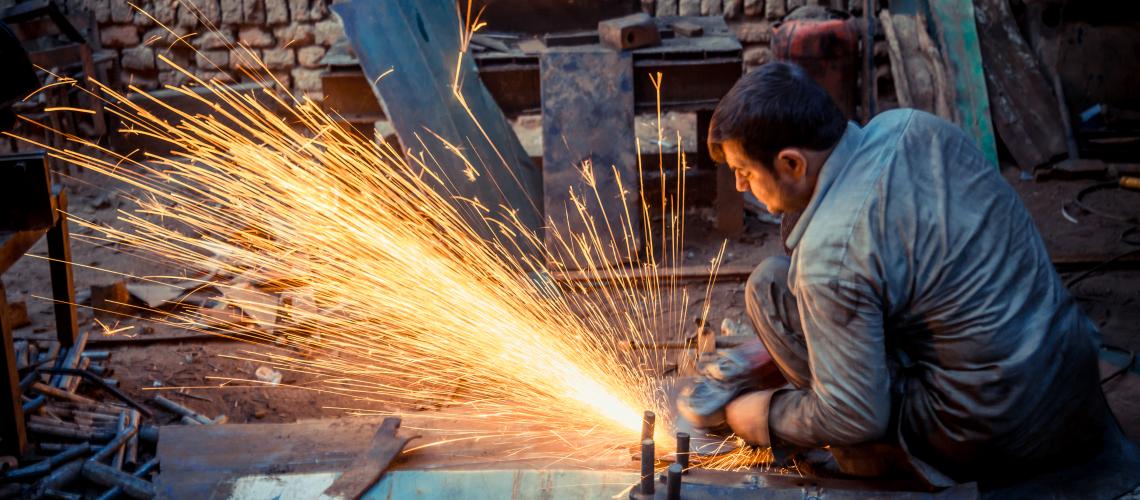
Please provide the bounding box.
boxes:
[2,330,227,499]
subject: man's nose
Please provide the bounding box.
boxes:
[734,172,748,192]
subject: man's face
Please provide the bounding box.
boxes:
[721,140,804,215]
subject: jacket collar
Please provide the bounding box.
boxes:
[784,122,863,251]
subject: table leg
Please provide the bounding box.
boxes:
[697,110,743,235]
[0,281,27,456]
[47,190,78,347]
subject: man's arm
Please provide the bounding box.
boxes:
[726,278,891,448]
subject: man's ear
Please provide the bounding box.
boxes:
[775,148,808,180]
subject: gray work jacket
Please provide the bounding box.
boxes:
[756,109,1110,485]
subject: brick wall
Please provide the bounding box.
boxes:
[12,0,861,98]
[88,0,343,98]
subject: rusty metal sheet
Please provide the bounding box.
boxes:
[540,47,640,268]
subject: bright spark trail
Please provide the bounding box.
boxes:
[9,1,773,471]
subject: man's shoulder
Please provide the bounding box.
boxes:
[865,109,965,143]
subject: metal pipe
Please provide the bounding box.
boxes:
[2,443,91,480]
[95,457,159,500]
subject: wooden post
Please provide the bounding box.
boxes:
[46,189,78,347]
[0,282,28,456]
[699,110,743,235]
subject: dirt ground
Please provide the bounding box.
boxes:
[3,132,1138,437]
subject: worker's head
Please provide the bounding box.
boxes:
[708,62,846,215]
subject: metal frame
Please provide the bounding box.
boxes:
[0,151,78,456]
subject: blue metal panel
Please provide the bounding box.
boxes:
[331,0,543,252]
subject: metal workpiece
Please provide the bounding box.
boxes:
[675,432,690,470]
[638,438,655,498]
[632,467,978,499]
[641,411,656,441]
[665,463,682,500]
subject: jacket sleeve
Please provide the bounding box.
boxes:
[764,277,892,448]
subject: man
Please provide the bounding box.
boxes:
[679,61,1138,493]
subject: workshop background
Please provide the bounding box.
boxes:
[0,0,1139,497]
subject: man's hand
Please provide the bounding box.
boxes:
[675,339,784,434]
[725,390,777,447]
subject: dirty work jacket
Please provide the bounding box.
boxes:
[752,109,1109,485]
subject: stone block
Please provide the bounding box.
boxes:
[159,69,192,87]
[291,67,322,91]
[265,0,288,24]
[196,70,233,83]
[196,49,230,69]
[313,19,341,46]
[243,0,266,24]
[190,0,222,25]
[176,3,198,28]
[656,0,678,15]
[296,45,325,68]
[701,0,723,16]
[744,0,763,17]
[289,0,309,21]
[110,0,133,23]
[274,24,314,46]
[262,47,295,69]
[729,20,772,43]
[679,0,700,16]
[121,45,157,72]
[230,48,261,69]
[743,45,772,66]
[133,10,155,27]
[308,0,327,19]
[125,74,158,89]
[238,26,275,47]
[764,0,785,20]
[100,25,140,47]
[92,0,110,23]
[153,0,178,25]
[192,30,232,49]
[222,0,243,24]
[724,0,743,19]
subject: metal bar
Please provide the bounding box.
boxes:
[95,457,159,500]
[0,281,27,456]
[46,188,78,347]
[39,368,152,418]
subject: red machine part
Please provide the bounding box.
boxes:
[771,18,861,120]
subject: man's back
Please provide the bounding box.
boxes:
[789,109,1107,481]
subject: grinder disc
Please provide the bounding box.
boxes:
[663,377,741,457]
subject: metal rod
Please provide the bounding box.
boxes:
[666,463,682,500]
[639,438,654,496]
[91,423,138,463]
[676,432,690,471]
[39,368,152,418]
[640,410,655,441]
[152,396,210,424]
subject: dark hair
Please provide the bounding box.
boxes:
[708,61,847,169]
